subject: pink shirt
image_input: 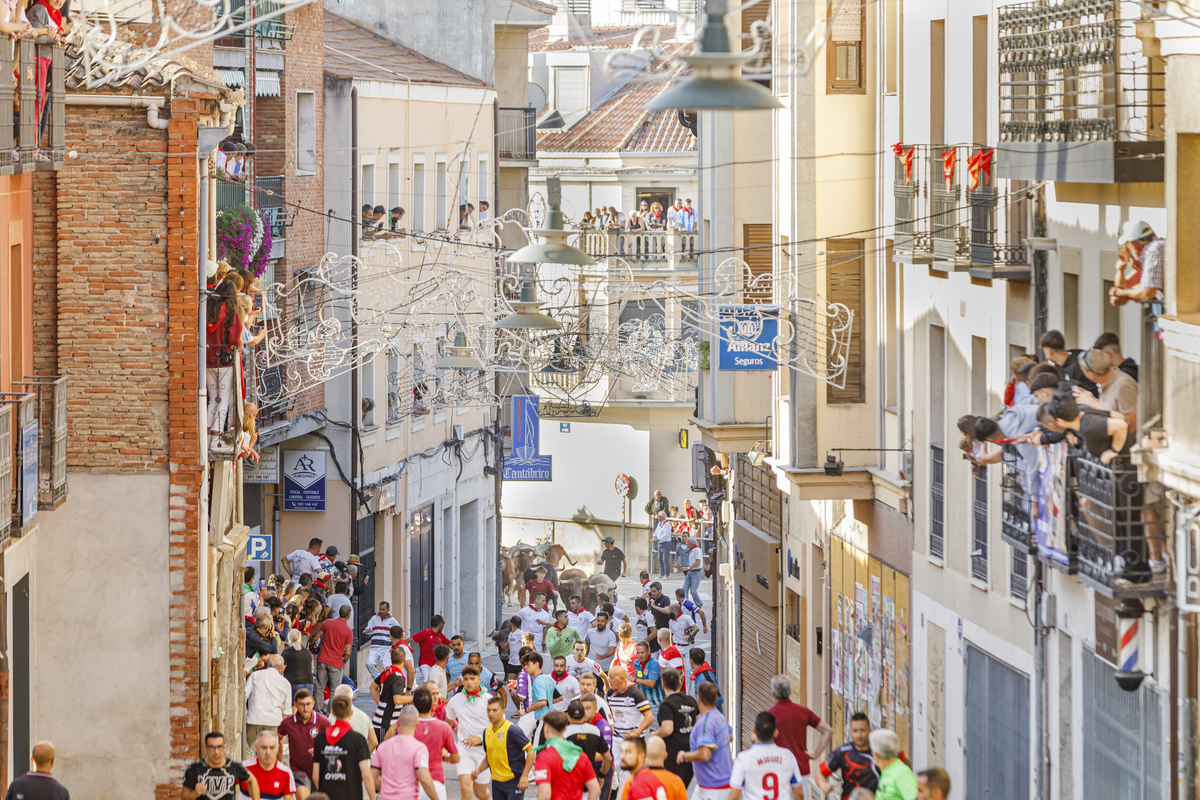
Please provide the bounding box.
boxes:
[370,733,431,800]
[414,717,458,784]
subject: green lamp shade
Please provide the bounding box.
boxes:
[497,282,562,330]
[434,330,484,370]
[644,76,781,111]
[507,239,596,266]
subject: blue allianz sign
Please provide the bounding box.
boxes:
[718,305,778,371]
[503,395,552,481]
[283,449,326,510]
[20,420,37,525]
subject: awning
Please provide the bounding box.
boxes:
[217,69,245,88]
[256,70,281,97]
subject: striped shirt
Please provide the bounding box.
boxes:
[364,614,397,647]
[608,686,650,737]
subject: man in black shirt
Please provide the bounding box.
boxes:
[654,668,697,787]
[814,713,879,798]
[1040,329,1099,397]
[647,583,672,653]
[313,694,376,800]
[564,700,612,796]
[596,537,626,602]
[6,741,70,800]
[182,732,257,800]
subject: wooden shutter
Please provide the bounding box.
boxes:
[743,224,773,304]
[826,239,865,403]
[741,1,772,82]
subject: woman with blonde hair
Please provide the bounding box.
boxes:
[613,622,638,675]
[647,201,665,229]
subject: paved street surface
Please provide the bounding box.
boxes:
[353,561,714,800]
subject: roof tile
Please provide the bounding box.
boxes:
[324,11,489,88]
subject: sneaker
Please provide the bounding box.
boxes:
[1149,559,1167,575]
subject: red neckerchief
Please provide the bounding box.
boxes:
[326,720,352,745]
[35,0,61,27]
[551,670,569,684]
[693,663,716,678]
[379,665,405,687]
[673,612,683,621]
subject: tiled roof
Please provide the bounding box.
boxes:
[536,52,695,154]
[324,12,489,87]
[530,25,678,52]
[514,0,558,14]
[63,29,227,92]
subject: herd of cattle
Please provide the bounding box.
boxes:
[500,540,619,611]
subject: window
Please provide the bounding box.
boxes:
[971,336,988,583]
[554,67,588,123]
[884,242,898,407]
[296,91,316,173]
[412,158,426,233]
[973,16,988,144]
[743,223,773,304]
[785,589,801,642]
[360,161,375,211]
[1101,250,1120,336]
[457,159,470,221]
[827,0,864,94]
[741,0,771,89]
[884,0,897,93]
[930,20,945,144]
[388,161,401,214]
[387,350,402,423]
[478,156,489,213]
[361,350,377,427]
[1064,272,1080,348]
[1011,549,1028,599]
[435,157,448,230]
[826,239,865,403]
[930,324,946,558]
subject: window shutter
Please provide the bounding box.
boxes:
[743,223,773,304]
[830,0,863,42]
[826,239,865,404]
[554,68,588,118]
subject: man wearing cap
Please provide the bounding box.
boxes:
[318,545,339,576]
[1110,220,1165,306]
[595,537,626,603]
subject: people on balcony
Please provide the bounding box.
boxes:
[579,212,594,229]
[206,281,243,455]
[1039,329,1098,397]
[1093,332,1138,382]
[1109,220,1164,307]
[1047,393,1128,464]
[646,202,665,230]
[1072,348,1139,438]
[627,210,647,233]
[607,206,625,230]
[679,199,697,233]
[1004,354,1036,407]
[29,0,67,151]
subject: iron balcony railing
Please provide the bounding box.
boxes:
[930,444,946,558]
[972,470,990,582]
[16,376,68,511]
[255,173,287,234]
[892,143,930,256]
[1067,447,1167,598]
[0,38,65,173]
[216,178,249,212]
[497,107,536,160]
[1000,443,1036,555]
[0,392,38,538]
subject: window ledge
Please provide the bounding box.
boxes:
[412,420,426,433]
[926,554,944,568]
[1008,595,1028,611]
[386,423,402,441]
[970,577,990,592]
[296,170,316,177]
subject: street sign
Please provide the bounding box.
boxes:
[282,450,326,510]
[615,474,632,497]
[717,305,779,371]
[20,420,37,525]
[247,534,273,562]
[243,447,279,483]
[560,422,571,433]
[503,395,552,481]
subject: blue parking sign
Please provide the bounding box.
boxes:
[247,534,273,562]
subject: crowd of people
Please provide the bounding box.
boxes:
[578,199,698,234]
[205,258,266,460]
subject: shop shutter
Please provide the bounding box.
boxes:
[739,587,779,748]
[826,239,865,403]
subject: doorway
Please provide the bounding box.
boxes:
[409,504,435,630]
[635,188,676,217]
[13,574,29,771]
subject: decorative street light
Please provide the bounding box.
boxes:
[506,177,595,267]
[434,328,484,371]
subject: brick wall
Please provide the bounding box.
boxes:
[31,172,55,383]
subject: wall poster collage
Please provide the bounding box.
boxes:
[827,535,912,748]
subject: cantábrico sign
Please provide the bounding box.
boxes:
[282,450,326,511]
[718,305,779,371]
[503,395,552,481]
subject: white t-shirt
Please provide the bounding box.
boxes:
[587,628,618,669]
[669,612,696,646]
[568,609,595,640]
[654,521,674,543]
[508,629,525,666]
[286,549,322,579]
[549,673,580,711]
[327,593,354,633]
[730,743,804,800]
[242,592,260,620]
[566,655,601,681]
[518,605,552,651]
[637,610,656,642]
[688,546,703,571]
[428,665,449,699]
[445,690,492,742]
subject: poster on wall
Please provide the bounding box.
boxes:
[282,450,326,511]
[830,630,842,695]
[1033,442,1070,565]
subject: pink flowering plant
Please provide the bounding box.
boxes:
[216,203,273,276]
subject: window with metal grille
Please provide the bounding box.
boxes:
[931,445,945,558]
[826,239,865,403]
[1083,650,1165,800]
[973,471,989,582]
[929,324,946,558]
[1010,548,1028,599]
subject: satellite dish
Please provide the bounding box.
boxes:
[528,82,548,115]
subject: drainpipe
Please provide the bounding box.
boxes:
[198,169,209,685]
[350,86,360,565]
[64,94,168,129]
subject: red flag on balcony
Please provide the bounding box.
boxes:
[939,149,956,192]
[892,142,915,185]
[967,148,994,192]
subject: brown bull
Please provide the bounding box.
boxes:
[558,568,588,607]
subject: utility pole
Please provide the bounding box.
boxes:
[1031,179,1048,800]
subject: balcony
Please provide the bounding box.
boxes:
[0,377,69,540]
[0,38,66,173]
[580,228,699,268]
[892,144,1030,279]
[216,178,249,212]
[1068,448,1167,598]
[497,107,536,162]
[997,0,1164,183]
[1000,444,1036,556]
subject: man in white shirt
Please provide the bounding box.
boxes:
[567,595,595,640]
[587,613,618,670]
[566,640,602,682]
[550,656,582,712]
[668,605,698,647]
[445,665,492,800]
[327,582,355,635]
[283,537,324,580]
[518,592,554,651]
[730,711,806,800]
[244,654,292,758]
[653,512,674,579]
[363,601,399,680]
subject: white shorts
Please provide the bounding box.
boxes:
[419,781,447,800]
[693,786,730,800]
[457,743,491,783]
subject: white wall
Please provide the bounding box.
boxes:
[23,472,173,797]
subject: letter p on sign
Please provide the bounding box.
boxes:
[248,534,273,562]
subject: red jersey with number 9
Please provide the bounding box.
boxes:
[240,758,297,799]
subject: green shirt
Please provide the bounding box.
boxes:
[545,624,580,659]
[877,759,918,800]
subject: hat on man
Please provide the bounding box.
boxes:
[602,536,615,544]
[1118,220,1155,245]
[325,545,339,556]
[347,554,361,565]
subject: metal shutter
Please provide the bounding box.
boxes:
[965,645,1031,800]
[826,239,865,403]
[554,68,588,118]
[739,587,779,748]
[1082,651,1166,800]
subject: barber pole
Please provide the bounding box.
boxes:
[1114,598,1146,692]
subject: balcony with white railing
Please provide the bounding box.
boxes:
[579,227,699,271]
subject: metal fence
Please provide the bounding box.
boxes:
[497,107,536,160]
[1000,443,1035,553]
[973,470,990,582]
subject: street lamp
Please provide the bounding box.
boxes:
[496,281,562,331]
[434,328,484,371]
[644,6,781,112]
[507,177,595,267]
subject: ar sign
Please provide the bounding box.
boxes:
[718,305,778,370]
[247,534,273,562]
